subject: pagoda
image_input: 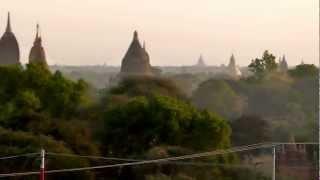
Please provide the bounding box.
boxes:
[0,13,20,65]
[120,31,153,76]
[29,24,47,66]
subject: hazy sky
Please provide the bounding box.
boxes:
[0,0,318,66]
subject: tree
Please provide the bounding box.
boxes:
[100,94,238,180]
[249,50,277,79]
[288,64,319,78]
[108,76,186,100]
[0,64,99,179]
[42,71,90,118]
[0,127,95,180]
[231,115,271,146]
[192,79,246,120]
[0,64,91,120]
[101,95,231,156]
[100,76,188,113]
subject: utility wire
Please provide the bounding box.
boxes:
[0,143,275,178]
[272,142,318,145]
[0,153,39,160]
[46,153,140,162]
[45,142,318,162]
[47,142,270,162]
[1,142,317,177]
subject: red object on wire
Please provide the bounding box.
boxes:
[40,149,45,180]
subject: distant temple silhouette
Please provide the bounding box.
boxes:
[120,31,153,76]
[0,13,20,65]
[195,55,206,67]
[278,55,288,72]
[227,54,242,78]
[29,24,47,66]
[0,13,48,67]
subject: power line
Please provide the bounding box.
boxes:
[0,142,317,178]
[47,142,270,162]
[46,153,140,162]
[272,142,318,145]
[0,143,275,178]
[0,153,39,160]
[45,142,318,162]
[0,171,39,178]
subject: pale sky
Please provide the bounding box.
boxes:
[0,0,318,66]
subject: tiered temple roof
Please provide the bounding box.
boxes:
[120,31,153,76]
[279,55,288,72]
[29,24,47,66]
[0,13,20,65]
[227,54,242,77]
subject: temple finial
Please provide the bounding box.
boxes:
[36,23,40,38]
[231,53,235,61]
[6,12,12,32]
[133,30,138,40]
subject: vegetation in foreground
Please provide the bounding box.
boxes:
[0,51,317,179]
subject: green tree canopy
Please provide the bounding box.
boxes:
[231,115,271,146]
[248,50,277,79]
[0,64,90,120]
[0,127,94,180]
[0,65,98,179]
[108,76,186,100]
[289,64,319,78]
[101,95,231,156]
[192,79,246,120]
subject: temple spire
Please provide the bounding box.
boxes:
[29,23,47,67]
[133,30,138,41]
[196,54,206,67]
[6,12,12,33]
[143,41,146,50]
[33,23,42,46]
[199,54,204,63]
[231,53,235,61]
[282,55,286,61]
[229,54,236,67]
[36,23,40,38]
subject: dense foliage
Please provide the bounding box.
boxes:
[102,95,231,155]
[231,115,271,146]
[0,52,317,179]
[108,76,187,100]
[0,64,97,180]
[248,50,277,80]
[0,67,257,179]
[190,51,318,143]
[192,79,246,120]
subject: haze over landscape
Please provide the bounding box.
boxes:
[0,1,318,179]
[0,0,318,66]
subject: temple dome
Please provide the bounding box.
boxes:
[29,24,47,66]
[120,31,153,76]
[0,13,20,65]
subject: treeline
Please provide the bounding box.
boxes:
[0,64,270,179]
[0,50,316,179]
[0,64,97,179]
[191,51,318,144]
